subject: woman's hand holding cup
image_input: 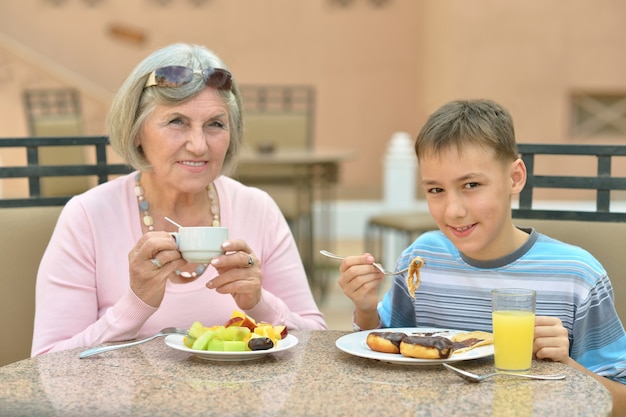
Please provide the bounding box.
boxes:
[129,232,184,308]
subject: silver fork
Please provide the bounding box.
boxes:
[79,327,188,359]
[319,250,411,275]
[442,363,566,383]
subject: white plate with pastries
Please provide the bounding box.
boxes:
[335,327,494,365]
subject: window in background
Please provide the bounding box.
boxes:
[571,93,626,138]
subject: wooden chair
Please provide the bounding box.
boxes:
[235,86,316,226]
[0,136,132,208]
[235,85,317,238]
[23,88,90,197]
[0,136,131,365]
[512,143,626,222]
[235,85,315,250]
[238,85,315,153]
[235,86,332,301]
[0,206,62,366]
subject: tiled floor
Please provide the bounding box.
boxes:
[315,240,392,331]
[312,240,357,331]
[317,277,353,331]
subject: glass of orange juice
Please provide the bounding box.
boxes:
[491,288,536,373]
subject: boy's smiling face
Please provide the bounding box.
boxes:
[420,142,527,261]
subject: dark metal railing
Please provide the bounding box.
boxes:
[2,139,626,221]
[0,136,132,208]
[513,144,626,222]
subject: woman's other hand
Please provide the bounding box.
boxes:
[207,239,261,310]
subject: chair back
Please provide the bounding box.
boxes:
[23,88,89,196]
[239,85,315,152]
[0,206,62,366]
[514,217,626,321]
[0,135,131,364]
[0,136,132,208]
[514,144,626,222]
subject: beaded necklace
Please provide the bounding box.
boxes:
[134,172,220,278]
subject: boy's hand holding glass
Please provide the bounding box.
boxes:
[492,288,536,374]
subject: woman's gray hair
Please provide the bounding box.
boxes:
[107,43,243,174]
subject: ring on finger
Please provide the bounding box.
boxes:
[151,257,163,269]
[246,255,254,268]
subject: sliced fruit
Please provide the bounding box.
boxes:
[219,326,250,341]
[254,325,277,345]
[188,321,208,339]
[183,336,196,348]
[273,325,288,340]
[192,330,216,350]
[207,338,225,351]
[223,340,247,352]
[223,317,245,328]
[228,310,258,331]
[186,311,283,352]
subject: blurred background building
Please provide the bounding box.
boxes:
[1,0,626,241]
[3,0,626,339]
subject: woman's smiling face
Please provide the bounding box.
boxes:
[419,143,525,260]
[138,87,231,194]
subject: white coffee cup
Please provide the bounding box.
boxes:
[169,227,229,263]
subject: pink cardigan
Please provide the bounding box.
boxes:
[32,173,327,356]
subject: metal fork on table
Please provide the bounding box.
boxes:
[79,327,188,359]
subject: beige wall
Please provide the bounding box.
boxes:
[0,45,110,198]
[418,1,626,142]
[417,0,626,200]
[1,0,626,200]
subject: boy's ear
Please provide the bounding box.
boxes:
[510,158,526,193]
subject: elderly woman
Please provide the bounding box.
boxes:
[31,43,327,356]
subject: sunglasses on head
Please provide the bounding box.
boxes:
[144,65,233,90]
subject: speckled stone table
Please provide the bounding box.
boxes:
[0,330,612,417]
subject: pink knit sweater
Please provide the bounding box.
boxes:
[32,173,326,356]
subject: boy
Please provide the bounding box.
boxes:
[338,99,626,414]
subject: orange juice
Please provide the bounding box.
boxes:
[492,310,535,373]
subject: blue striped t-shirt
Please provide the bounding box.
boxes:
[378,228,626,383]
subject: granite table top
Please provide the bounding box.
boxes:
[0,330,612,417]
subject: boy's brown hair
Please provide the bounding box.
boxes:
[414,99,518,163]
